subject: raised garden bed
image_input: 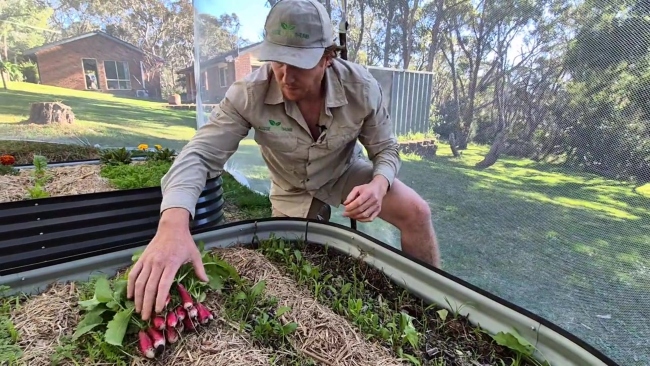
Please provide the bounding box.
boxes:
[0,144,242,276]
[0,219,618,366]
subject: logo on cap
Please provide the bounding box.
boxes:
[271,22,310,40]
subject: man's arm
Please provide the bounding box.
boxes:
[160,82,251,219]
[357,75,401,190]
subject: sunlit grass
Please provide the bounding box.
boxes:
[0,81,197,149]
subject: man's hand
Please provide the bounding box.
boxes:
[127,208,208,321]
[342,175,389,222]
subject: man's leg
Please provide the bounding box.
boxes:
[337,159,441,268]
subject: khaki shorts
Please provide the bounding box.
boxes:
[271,158,374,220]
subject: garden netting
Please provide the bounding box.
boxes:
[0,0,647,365]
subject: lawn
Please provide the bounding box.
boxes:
[377,145,649,366]
[0,82,198,150]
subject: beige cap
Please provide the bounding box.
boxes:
[259,0,335,69]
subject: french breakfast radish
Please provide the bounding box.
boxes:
[166,325,179,344]
[182,315,196,331]
[166,310,178,328]
[175,306,186,321]
[138,330,156,359]
[146,327,166,354]
[196,303,212,325]
[152,315,166,331]
[176,283,194,310]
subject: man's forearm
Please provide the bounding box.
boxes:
[160,90,251,219]
[371,143,401,189]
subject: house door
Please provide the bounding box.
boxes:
[82,58,99,89]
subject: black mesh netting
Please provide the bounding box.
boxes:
[0,0,647,364]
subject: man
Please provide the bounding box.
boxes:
[127,0,440,321]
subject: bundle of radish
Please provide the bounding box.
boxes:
[71,241,241,360]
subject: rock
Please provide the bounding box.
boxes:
[28,102,75,125]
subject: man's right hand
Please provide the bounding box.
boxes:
[126,208,208,321]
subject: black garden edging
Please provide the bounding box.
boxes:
[0,175,225,276]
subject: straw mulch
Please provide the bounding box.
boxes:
[0,165,115,203]
[216,247,409,366]
[8,281,274,366]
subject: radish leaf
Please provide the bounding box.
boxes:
[105,308,134,346]
[207,274,224,292]
[131,249,144,263]
[112,279,128,301]
[94,277,114,303]
[72,308,107,340]
[78,297,100,310]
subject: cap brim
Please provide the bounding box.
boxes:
[258,41,324,69]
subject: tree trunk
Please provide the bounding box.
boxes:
[28,102,75,125]
[449,132,461,157]
[475,130,506,168]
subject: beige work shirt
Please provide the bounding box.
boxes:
[160,58,401,218]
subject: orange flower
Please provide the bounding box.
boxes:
[0,154,15,166]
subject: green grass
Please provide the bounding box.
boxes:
[0,82,197,150]
[388,144,649,365]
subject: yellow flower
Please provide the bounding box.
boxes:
[138,144,149,151]
[154,144,162,150]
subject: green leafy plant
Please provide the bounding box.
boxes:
[99,160,172,189]
[71,242,237,361]
[99,147,133,166]
[145,145,176,163]
[0,165,18,176]
[26,155,50,199]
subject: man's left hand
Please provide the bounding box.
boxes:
[342,176,389,222]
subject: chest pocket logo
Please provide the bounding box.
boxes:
[258,119,293,132]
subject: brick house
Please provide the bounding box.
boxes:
[22,31,162,98]
[177,42,264,103]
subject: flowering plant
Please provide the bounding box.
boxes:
[0,154,16,166]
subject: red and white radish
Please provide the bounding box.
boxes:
[176,283,194,310]
[182,315,196,331]
[152,315,166,331]
[138,330,156,359]
[175,306,186,321]
[146,327,166,354]
[196,302,213,325]
[166,310,178,328]
[165,325,179,344]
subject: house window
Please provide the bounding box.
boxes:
[104,60,131,90]
[218,66,227,87]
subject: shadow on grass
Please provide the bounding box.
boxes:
[399,154,649,365]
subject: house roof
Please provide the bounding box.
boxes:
[177,41,263,74]
[23,31,148,57]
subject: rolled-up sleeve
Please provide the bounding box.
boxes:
[160,82,251,218]
[358,75,401,187]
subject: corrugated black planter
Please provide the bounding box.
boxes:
[0,175,225,276]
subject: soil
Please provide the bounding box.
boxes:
[216,247,406,366]
[259,240,537,366]
[0,165,115,203]
[0,164,256,224]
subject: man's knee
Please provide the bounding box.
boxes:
[381,179,431,228]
